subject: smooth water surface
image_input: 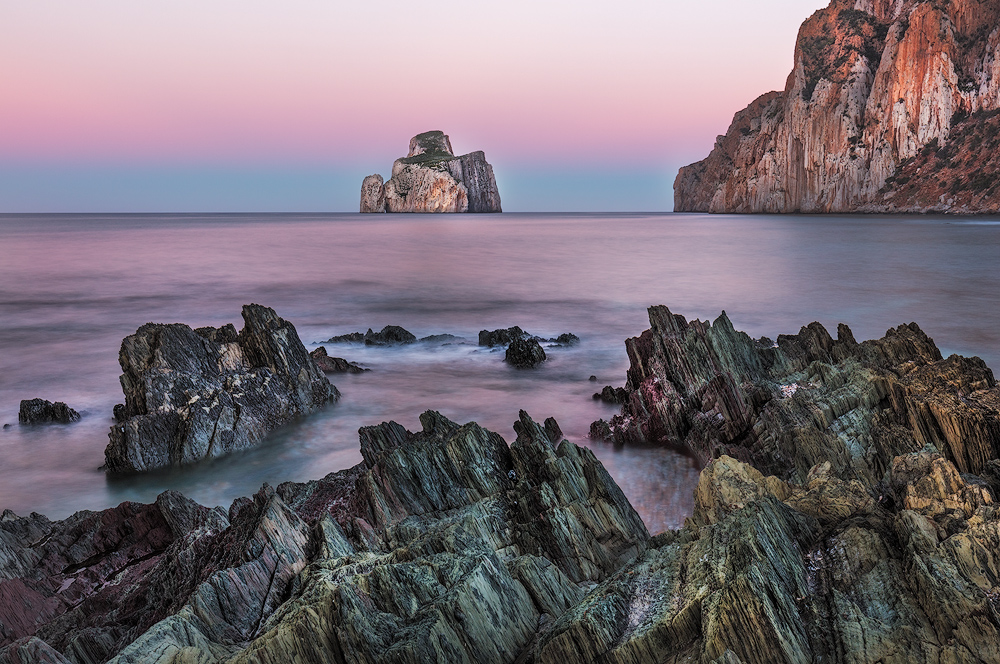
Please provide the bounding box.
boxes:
[1,212,998,533]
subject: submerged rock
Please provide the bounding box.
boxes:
[17,399,80,425]
[104,304,338,473]
[308,346,369,374]
[361,131,502,213]
[1,411,646,663]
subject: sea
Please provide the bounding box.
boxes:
[2,212,998,534]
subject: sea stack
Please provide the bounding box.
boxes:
[360,130,502,213]
[674,0,1000,214]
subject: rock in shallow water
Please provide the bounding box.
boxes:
[104,304,339,474]
[505,338,546,368]
[17,399,80,425]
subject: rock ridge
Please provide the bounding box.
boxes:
[104,304,338,474]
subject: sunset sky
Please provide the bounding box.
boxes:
[0,0,829,212]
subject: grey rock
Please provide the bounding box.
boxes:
[308,347,369,374]
[104,304,338,473]
[325,325,416,346]
[17,399,80,425]
[480,326,526,347]
[505,338,547,368]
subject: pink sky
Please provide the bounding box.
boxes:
[0,0,829,210]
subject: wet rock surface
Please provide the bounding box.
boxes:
[8,305,1000,663]
[17,400,80,425]
[325,325,417,346]
[104,304,339,474]
[1,411,646,663]
[308,347,369,374]
[361,131,502,213]
[505,338,547,368]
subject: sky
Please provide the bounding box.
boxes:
[0,0,829,212]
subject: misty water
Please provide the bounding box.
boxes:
[2,212,999,534]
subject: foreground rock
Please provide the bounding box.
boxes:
[17,399,80,425]
[360,131,502,213]
[593,305,1000,486]
[104,304,339,473]
[0,411,646,663]
[308,347,369,374]
[505,338,547,368]
[674,0,1000,213]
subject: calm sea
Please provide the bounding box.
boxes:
[2,212,998,533]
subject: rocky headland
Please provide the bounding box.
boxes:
[5,307,1000,662]
[104,304,338,474]
[674,0,1000,213]
[360,131,502,213]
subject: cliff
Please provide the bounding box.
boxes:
[674,0,1000,213]
[361,131,502,213]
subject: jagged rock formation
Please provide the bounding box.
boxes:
[17,399,80,425]
[9,308,1000,662]
[592,305,1000,487]
[360,131,502,213]
[308,347,369,374]
[674,0,1000,213]
[104,305,339,474]
[0,411,646,663]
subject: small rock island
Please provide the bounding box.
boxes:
[360,131,502,213]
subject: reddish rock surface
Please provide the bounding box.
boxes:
[675,0,1000,213]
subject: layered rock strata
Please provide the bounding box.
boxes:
[18,399,80,425]
[592,305,1000,487]
[674,0,1000,213]
[1,411,646,663]
[104,304,338,473]
[360,131,502,213]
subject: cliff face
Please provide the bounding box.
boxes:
[674,0,1000,213]
[361,131,502,213]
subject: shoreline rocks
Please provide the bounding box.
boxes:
[8,307,1000,662]
[1,410,646,663]
[360,131,502,213]
[17,399,80,425]
[104,304,339,474]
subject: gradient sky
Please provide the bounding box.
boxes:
[0,0,829,212]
